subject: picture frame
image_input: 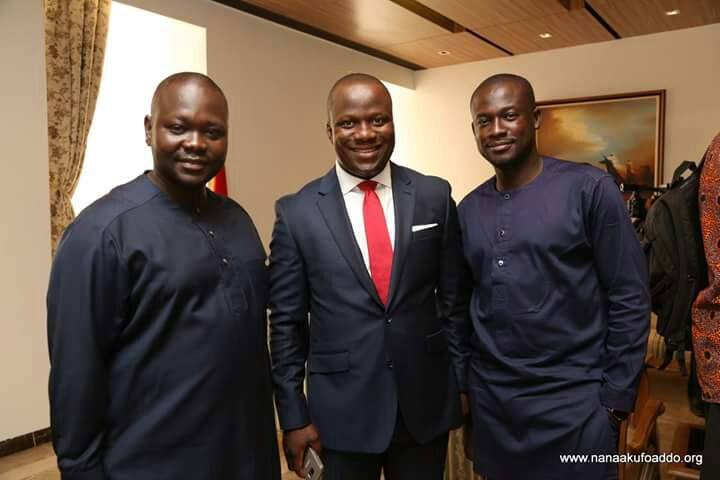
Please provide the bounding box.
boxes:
[536,90,666,187]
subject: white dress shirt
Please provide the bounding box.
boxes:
[335,161,396,272]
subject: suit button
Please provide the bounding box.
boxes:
[386,360,393,369]
[386,318,392,325]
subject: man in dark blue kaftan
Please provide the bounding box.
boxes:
[47,73,280,480]
[456,74,650,479]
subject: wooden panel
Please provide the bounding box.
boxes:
[478,9,613,54]
[237,0,449,48]
[416,0,569,29]
[588,0,720,37]
[383,32,508,68]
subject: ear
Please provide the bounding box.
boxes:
[144,115,152,146]
[326,122,333,144]
[533,107,542,130]
[470,120,477,138]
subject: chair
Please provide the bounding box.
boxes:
[666,423,704,480]
[618,368,666,480]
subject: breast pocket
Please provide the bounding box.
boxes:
[228,257,267,316]
[412,226,442,242]
[504,280,552,314]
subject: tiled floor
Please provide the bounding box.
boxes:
[0,367,703,480]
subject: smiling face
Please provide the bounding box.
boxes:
[144,77,228,192]
[326,78,395,179]
[470,79,540,170]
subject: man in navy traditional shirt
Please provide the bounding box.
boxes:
[47,73,280,480]
[456,73,650,479]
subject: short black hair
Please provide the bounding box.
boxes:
[150,72,227,114]
[470,73,536,110]
[326,73,392,122]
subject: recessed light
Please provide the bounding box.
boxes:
[665,9,680,16]
[539,32,552,39]
[437,50,451,55]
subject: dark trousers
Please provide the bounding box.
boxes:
[701,403,720,479]
[321,412,448,480]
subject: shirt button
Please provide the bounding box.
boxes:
[195,207,201,214]
[497,259,505,267]
[208,230,215,237]
[503,194,511,200]
[499,229,505,237]
[221,258,229,266]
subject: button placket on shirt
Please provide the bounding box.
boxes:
[490,191,513,311]
[496,191,512,270]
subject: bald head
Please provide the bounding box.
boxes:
[326,73,391,122]
[151,72,228,116]
[470,73,535,111]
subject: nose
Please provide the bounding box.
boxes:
[354,122,377,142]
[488,117,507,137]
[184,130,207,152]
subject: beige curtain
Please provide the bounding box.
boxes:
[446,428,483,480]
[45,0,111,253]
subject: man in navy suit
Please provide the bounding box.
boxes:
[269,73,469,480]
[47,73,280,479]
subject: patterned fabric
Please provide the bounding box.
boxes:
[693,131,720,402]
[45,0,110,253]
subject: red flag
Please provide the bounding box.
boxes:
[208,167,228,196]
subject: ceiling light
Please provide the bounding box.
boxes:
[437,50,450,55]
[665,9,680,16]
[539,32,552,39]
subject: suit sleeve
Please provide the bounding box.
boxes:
[588,176,651,412]
[437,182,472,392]
[268,199,311,430]
[47,224,128,480]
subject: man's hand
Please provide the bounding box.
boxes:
[283,423,322,478]
[460,392,470,419]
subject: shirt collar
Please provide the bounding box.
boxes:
[335,161,393,195]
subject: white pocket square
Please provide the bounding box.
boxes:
[411,223,439,232]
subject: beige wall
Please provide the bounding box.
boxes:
[2,0,718,443]
[405,23,720,202]
[0,0,412,441]
[0,0,52,439]
[117,0,414,245]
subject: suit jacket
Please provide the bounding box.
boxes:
[269,163,469,453]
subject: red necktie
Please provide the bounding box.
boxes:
[358,180,393,305]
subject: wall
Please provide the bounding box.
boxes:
[0,0,411,441]
[74,2,208,214]
[405,23,720,201]
[0,0,52,439]
[115,0,414,245]
[2,0,718,443]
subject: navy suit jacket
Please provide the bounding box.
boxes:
[269,163,469,453]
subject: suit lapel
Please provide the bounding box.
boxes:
[387,165,414,310]
[316,169,384,307]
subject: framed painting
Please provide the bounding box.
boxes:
[536,90,666,187]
